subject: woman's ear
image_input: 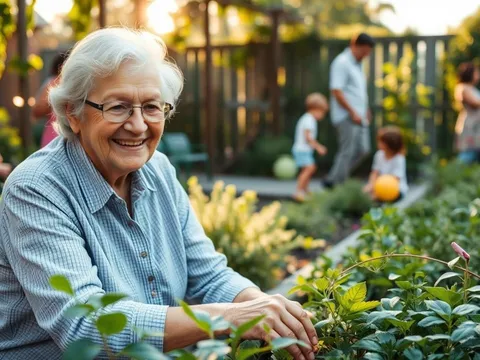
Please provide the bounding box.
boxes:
[66,104,81,134]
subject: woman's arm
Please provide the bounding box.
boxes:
[462,87,480,109]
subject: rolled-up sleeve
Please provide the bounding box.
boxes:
[1,183,168,355]
[170,167,258,303]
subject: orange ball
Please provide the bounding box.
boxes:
[374,174,400,202]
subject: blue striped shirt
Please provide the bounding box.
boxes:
[0,137,256,359]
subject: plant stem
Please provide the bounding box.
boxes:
[339,253,480,280]
[464,260,470,303]
[102,334,115,360]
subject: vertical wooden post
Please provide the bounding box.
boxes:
[17,0,32,153]
[270,9,282,135]
[134,0,147,28]
[204,0,216,168]
[98,0,107,28]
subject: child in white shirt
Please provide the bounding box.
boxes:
[363,126,408,200]
[292,93,329,201]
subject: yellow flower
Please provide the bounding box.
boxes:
[421,145,431,156]
[225,184,237,196]
[242,190,257,203]
[9,136,21,148]
[187,176,198,188]
[440,158,448,167]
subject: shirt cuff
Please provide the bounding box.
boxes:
[204,272,259,304]
[130,303,169,352]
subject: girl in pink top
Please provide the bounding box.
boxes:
[33,53,68,148]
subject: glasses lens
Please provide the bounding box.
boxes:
[142,101,165,123]
[103,102,132,123]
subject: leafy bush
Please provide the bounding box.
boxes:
[293,249,480,359]
[50,275,306,360]
[233,134,293,176]
[0,107,22,163]
[187,176,325,289]
[282,180,372,240]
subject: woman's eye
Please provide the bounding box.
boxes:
[106,104,129,112]
[143,104,161,112]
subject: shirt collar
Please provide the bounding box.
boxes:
[67,139,156,214]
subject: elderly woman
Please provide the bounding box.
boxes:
[455,62,480,163]
[0,28,317,359]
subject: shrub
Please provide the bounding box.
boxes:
[187,176,325,289]
[0,107,22,163]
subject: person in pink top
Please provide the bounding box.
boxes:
[33,52,68,148]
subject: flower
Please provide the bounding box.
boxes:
[187,176,198,188]
[451,242,470,262]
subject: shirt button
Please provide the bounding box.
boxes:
[151,290,157,298]
[148,275,155,282]
[140,251,148,258]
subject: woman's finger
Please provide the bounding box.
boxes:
[277,309,314,359]
[283,298,318,346]
[267,327,309,360]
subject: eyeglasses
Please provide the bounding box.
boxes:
[84,99,173,123]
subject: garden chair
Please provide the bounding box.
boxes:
[158,132,212,181]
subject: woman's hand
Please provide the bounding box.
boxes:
[225,294,317,360]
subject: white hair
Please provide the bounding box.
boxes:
[49,27,184,140]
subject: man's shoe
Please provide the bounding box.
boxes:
[322,180,334,189]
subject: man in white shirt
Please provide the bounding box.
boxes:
[323,33,375,188]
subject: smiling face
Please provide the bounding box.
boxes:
[68,61,165,185]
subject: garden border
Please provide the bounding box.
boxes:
[267,183,430,297]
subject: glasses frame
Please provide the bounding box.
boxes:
[84,99,173,123]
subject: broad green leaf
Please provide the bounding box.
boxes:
[453,304,480,316]
[387,319,415,332]
[424,299,452,317]
[403,336,424,343]
[271,338,308,350]
[336,273,352,286]
[334,291,350,311]
[350,301,380,313]
[179,301,211,335]
[211,316,231,332]
[418,316,446,327]
[376,332,396,345]
[434,272,462,287]
[344,282,367,303]
[101,293,128,307]
[388,273,402,281]
[237,346,271,360]
[363,352,384,360]
[381,297,401,310]
[65,304,95,318]
[179,300,197,321]
[50,275,74,296]
[86,294,103,310]
[451,326,477,343]
[233,315,266,339]
[96,313,127,335]
[448,257,460,269]
[428,354,447,360]
[62,339,102,360]
[425,289,461,308]
[467,285,480,293]
[314,318,332,330]
[121,343,169,360]
[352,339,385,353]
[425,334,451,341]
[167,349,197,360]
[314,278,329,291]
[395,281,413,290]
[367,311,402,325]
[403,348,423,360]
[194,339,231,360]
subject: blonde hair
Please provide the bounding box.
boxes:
[305,92,328,111]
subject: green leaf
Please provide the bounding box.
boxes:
[388,273,402,280]
[363,353,384,360]
[467,285,480,293]
[179,300,197,321]
[233,315,265,339]
[50,275,74,296]
[453,304,480,316]
[417,316,446,327]
[237,346,271,360]
[271,338,309,350]
[315,278,329,291]
[314,318,332,330]
[381,297,401,310]
[424,300,452,317]
[403,336,424,343]
[434,272,462,287]
[367,311,402,325]
[344,282,367,304]
[167,349,197,360]
[96,313,127,335]
[427,354,447,360]
[121,343,169,360]
[403,348,423,360]
[350,301,380,313]
[101,293,128,307]
[387,319,415,332]
[194,339,231,359]
[451,323,477,342]
[395,281,413,290]
[211,316,231,332]
[376,332,396,345]
[448,257,460,269]
[62,339,102,360]
[65,304,95,318]
[425,288,461,308]
[425,334,451,341]
[352,339,385,353]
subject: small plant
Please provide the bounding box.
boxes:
[187,177,325,289]
[293,245,480,359]
[50,275,307,360]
